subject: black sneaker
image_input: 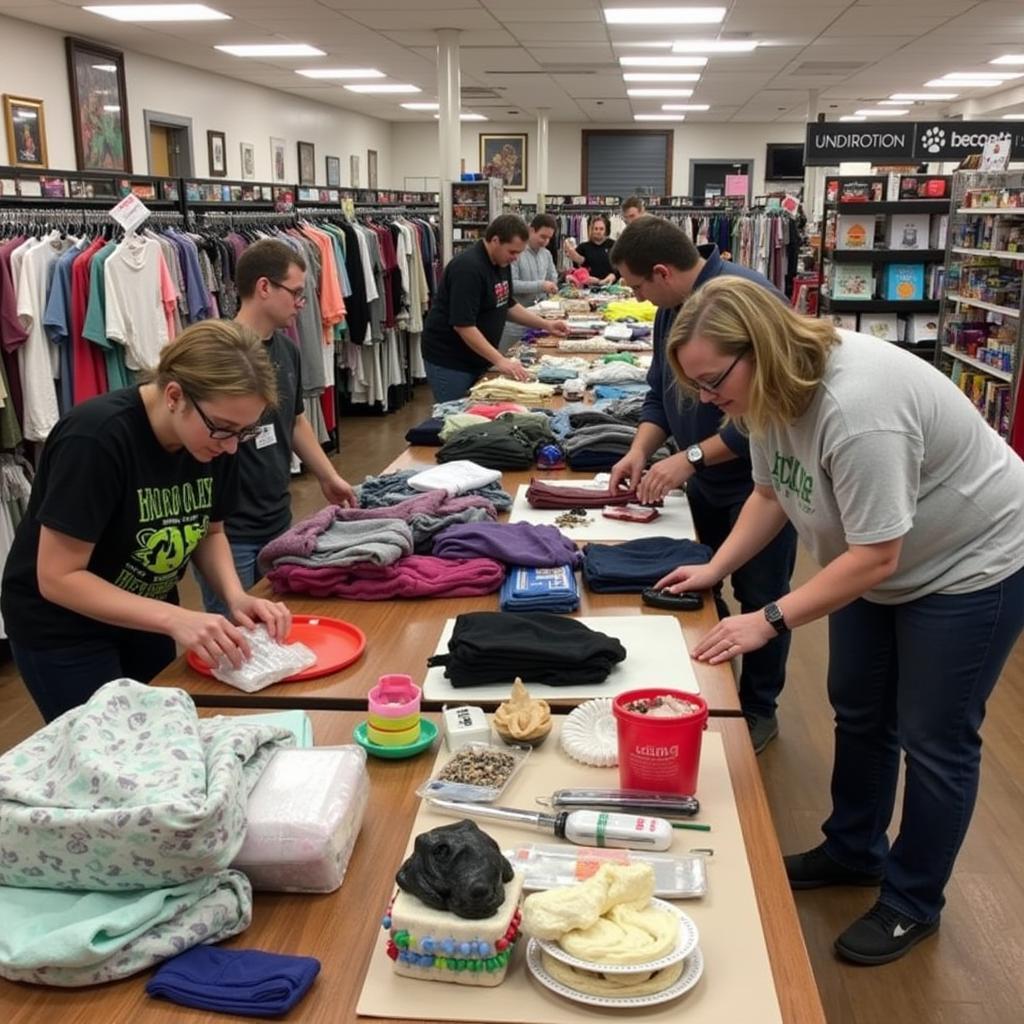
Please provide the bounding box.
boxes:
[784,843,885,890]
[745,712,778,754]
[834,901,939,965]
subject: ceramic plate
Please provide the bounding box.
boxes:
[535,898,698,972]
[526,938,704,1009]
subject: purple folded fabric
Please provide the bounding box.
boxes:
[258,490,498,570]
[432,521,582,568]
[266,555,505,600]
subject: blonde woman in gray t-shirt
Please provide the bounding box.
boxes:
[654,276,1024,966]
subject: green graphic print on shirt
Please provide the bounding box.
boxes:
[771,451,815,515]
[112,478,214,598]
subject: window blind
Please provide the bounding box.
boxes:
[583,132,670,195]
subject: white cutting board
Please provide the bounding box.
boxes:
[421,614,699,702]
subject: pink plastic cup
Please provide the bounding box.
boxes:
[612,689,709,796]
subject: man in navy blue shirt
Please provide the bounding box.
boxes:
[609,216,797,753]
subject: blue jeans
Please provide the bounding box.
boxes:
[12,632,177,724]
[193,538,265,616]
[424,361,482,403]
[687,486,797,717]
[823,564,1024,923]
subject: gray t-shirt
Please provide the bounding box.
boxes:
[750,330,1024,604]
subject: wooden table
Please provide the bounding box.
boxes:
[151,454,740,715]
[0,712,824,1024]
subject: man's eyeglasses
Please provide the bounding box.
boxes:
[694,352,745,395]
[182,388,262,443]
[268,279,307,305]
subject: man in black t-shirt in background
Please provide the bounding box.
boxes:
[194,240,357,613]
[421,215,569,402]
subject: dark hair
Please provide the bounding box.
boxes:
[610,215,700,277]
[530,213,557,232]
[484,214,529,243]
[590,213,612,236]
[235,239,307,300]
[622,195,646,212]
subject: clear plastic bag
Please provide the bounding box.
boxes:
[212,625,317,692]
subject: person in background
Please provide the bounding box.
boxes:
[1,321,292,723]
[657,276,1024,965]
[622,196,647,224]
[608,216,797,753]
[499,213,560,353]
[563,214,618,286]
[193,239,357,615]
[422,215,569,403]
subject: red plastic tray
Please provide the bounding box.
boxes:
[187,614,366,682]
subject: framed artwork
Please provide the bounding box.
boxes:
[325,154,341,187]
[480,132,527,191]
[66,37,131,172]
[367,148,378,189]
[3,95,48,168]
[350,153,360,188]
[240,140,255,180]
[207,129,226,177]
[270,136,286,183]
[297,140,315,185]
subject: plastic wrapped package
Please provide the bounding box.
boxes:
[231,746,369,892]
[212,625,317,692]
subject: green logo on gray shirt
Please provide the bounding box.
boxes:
[771,451,814,512]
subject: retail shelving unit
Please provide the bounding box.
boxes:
[819,174,951,359]
[936,171,1024,443]
[450,177,503,254]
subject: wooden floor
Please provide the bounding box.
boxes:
[2,384,1022,1023]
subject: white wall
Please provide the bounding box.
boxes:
[390,121,806,200]
[0,14,392,186]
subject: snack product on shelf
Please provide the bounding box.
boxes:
[493,678,552,745]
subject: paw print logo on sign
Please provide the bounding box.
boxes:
[921,127,945,155]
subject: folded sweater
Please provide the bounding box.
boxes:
[356,469,513,512]
[432,521,582,568]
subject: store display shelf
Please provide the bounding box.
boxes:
[952,246,1024,261]
[829,249,945,263]
[940,346,1014,382]
[825,299,940,313]
[946,294,1020,319]
[452,220,488,226]
[832,200,950,214]
[956,207,1024,216]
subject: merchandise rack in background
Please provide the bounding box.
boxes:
[449,177,503,253]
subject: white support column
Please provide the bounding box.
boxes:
[437,28,461,265]
[535,108,550,212]
[803,89,826,223]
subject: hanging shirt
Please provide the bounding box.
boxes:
[82,241,132,392]
[105,236,170,371]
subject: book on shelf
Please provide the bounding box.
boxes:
[903,313,939,343]
[887,214,931,250]
[860,313,899,342]
[831,263,874,299]
[836,214,875,250]
[884,263,925,301]
[929,214,948,250]
[829,313,859,331]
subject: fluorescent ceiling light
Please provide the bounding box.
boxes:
[662,103,710,110]
[295,68,384,79]
[925,78,1003,88]
[890,92,957,100]
[671,39,757,53]
[345,83,421,93]
[401,102,439,110]
[85,4,228,20]
[635,114,685,121]
[839,116,866,122]
[627,88,696,97]
[1002,113,1024,119]
[620,56,707,67]
[612,41,674,49]
[939,72,1023,80]
[991,55,1024,65]
[216,44,324,57]
[622,73,701,82]
[878,100,912,105]
[856,108,908,116]
[434,113,488,121]
[604,6,725,25]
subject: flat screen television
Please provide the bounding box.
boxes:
[766,143,805,181]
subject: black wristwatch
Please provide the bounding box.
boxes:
[763,603,789,635]
[686,444,705,472]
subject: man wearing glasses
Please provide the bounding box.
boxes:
[194,239,357,614]
[609,216,797,753]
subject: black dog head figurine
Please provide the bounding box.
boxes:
[396,819,514,919]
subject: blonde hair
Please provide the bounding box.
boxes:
[666,277,839,434]
[143,320,278,408]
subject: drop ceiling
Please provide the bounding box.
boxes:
[4,0,1024,123]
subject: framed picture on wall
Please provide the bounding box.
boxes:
[270,137,286,183]
[207,130,226,177]
[297,140,315,185]
[65,37,132,172]
[325,154,341,187]
[480,133,527,191]
[3,95,48,169]
[240,141,255,180]
[350,154,360,188]
[367,148,378,189]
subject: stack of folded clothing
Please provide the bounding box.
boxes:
[408,460,502,496]
[593,383,650,400]
[500,564,580,613]
[432,398,472,418]
[464,402,529,418]
[535,364,580,385]
[525,478,640,509]
[557,337,618,353]
[567,408,634,430]
[427,612,626,686]
[604,394,647,423]
[259,518,413,570]
[563,424,674,471]
[582,362,649,386]
[356,469,512,512]
[436,417,555,470]
[433,521,582,568]
[467,379,556,403]
[439,412,489,441]
[582,536,713,593]
[404,417,445,446]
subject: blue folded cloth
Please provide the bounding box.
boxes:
[583,536,713,593]
[593,383,650,400]
[146,946,321,1017]
[501,564,580,613]
[405,417,444,446]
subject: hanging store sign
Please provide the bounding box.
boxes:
[805,121,1024,165]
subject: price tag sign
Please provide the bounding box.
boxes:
[109,192,151,233]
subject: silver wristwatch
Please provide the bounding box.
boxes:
[686,444,705,471]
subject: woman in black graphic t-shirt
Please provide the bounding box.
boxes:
[1,320,291,722]
[564,214,619,286]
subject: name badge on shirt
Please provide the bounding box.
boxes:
[255,423,277,449]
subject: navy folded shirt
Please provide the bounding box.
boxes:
[583,536,713,593]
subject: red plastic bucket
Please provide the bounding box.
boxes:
[612,689,709,796]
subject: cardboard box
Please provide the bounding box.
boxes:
[887,214,931,250]
[859,314,899,342]
[884,263,925,301]
[836,215,876,250]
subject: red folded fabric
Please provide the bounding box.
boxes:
[525,478,644,509]
[266,555,505,600]
[464,403,528,419]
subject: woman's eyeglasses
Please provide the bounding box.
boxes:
[694,352,745,395]
[182,388,261,442]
